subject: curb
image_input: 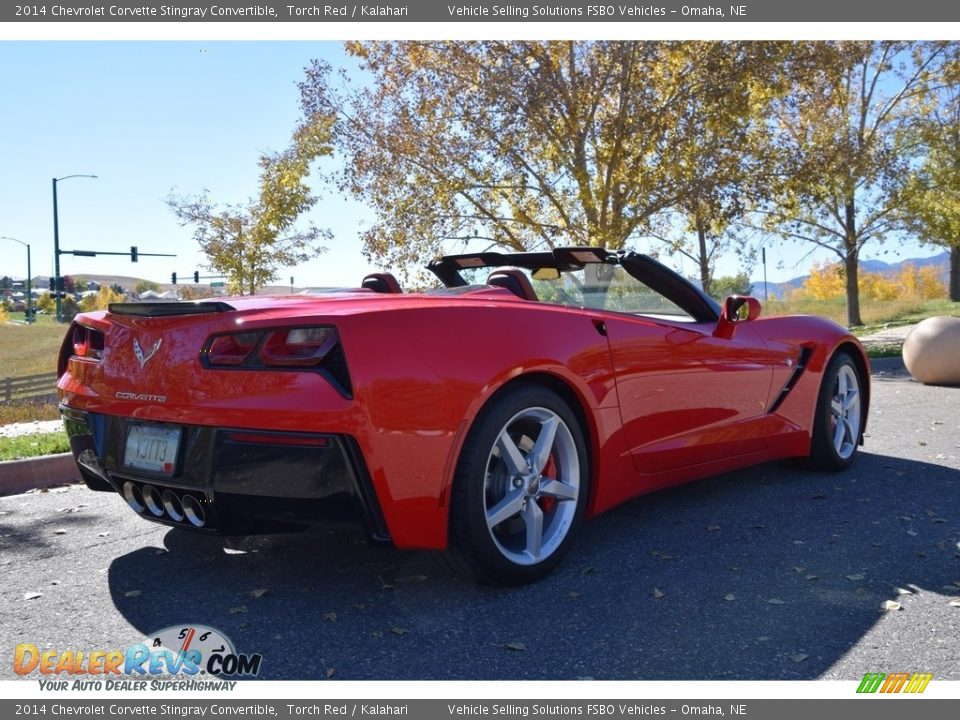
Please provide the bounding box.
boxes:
[869,355,909,376]
[0,453,81,497]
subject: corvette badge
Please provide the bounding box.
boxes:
[133,338,162,368]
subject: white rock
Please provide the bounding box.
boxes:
[902,316,960,386]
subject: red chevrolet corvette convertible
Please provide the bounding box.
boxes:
[58,247,868,584]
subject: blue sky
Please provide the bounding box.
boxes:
[0,41,376,288]
[0,40,943,291]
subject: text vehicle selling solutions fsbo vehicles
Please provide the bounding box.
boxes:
[58,247,869,584]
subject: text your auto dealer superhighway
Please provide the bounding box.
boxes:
[47,4,276,17]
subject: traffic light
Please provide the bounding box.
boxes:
[171,272,177,285]
[48,277,54,290]
[193,271,199,284]
[130,246,138,262]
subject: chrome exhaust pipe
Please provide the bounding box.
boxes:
[122,481,145,514]
[182,494,206,528]
[142,485,164,517]
[162,490,185,522]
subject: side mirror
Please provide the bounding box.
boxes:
[723,295,762,323]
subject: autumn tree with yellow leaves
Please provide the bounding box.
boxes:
[792,260,945,303]
[300,41,784,289]
[899,50,960,302]
[763,41,951,326]
[79,285,125,312]
[168,116,334,295]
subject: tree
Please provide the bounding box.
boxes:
[763,41,950,326]
[80,285,125,312]
[300,41,784,276]
[177,285,214,301]
[168,116,334,295]
[899,54,960,301]
[708,273,754,301]
[135,280,160,295]
[650,44,789,296]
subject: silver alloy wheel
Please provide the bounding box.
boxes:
[830,364,861,460]
[483,406,580,566]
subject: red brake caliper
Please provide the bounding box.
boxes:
[537,455,558,514]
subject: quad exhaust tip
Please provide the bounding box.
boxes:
[122,481,207,528]
[142,485,164,517]
[122,481,144,514]
[162,490,185,522]
[182,494,206,528]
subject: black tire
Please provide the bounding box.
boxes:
[445,384,589,585]
[807,352,865,471]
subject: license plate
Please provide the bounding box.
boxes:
[123,424,181,477]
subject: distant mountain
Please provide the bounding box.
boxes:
[751,250,951,299]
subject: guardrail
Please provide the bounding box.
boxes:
[1,372,58,404]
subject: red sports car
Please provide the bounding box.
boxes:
[58,247,868,584]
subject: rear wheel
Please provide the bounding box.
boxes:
[447,385,589,585]
[808,352,864,471]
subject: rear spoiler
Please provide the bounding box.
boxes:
[107,301,236,317]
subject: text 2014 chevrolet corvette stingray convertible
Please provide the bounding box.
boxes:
[58,247,868,584]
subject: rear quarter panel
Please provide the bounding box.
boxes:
[336,300,631,548]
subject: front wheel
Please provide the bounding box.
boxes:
[807,352,864,471]
[446,385,589,585]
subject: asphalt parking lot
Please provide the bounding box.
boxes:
[1,361,957,681]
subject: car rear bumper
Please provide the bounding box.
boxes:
[60,405,391,542]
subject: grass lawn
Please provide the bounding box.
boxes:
[763,297,960,334]
[0,317,67,425]
[0,431,69,461]
[0,316,65,377]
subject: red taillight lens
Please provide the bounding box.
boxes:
[259,327,338,367]
[203,327,338,369]
[205,331,264,366]
[71,324,104,360]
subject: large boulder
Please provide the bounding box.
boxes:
[902,316,960,385]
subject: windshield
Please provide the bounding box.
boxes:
[456,264,695,320]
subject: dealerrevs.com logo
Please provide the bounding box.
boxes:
[857,672,933,694]
[14,625,262,691]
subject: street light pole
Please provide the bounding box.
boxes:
[1,236,32,323]
[52,174,97,322]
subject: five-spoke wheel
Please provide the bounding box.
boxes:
[447,385,588,585]
[809,352,864,470]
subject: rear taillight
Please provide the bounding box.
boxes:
[259,327,339,367]
[205,331,263,366]
[201,326,351,396]
[71,324,104,361]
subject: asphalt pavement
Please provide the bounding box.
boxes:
[1,361,957,681]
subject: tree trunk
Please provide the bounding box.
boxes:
[844,200,862,327]
[951,245,959,302]
[696,216,711,298]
